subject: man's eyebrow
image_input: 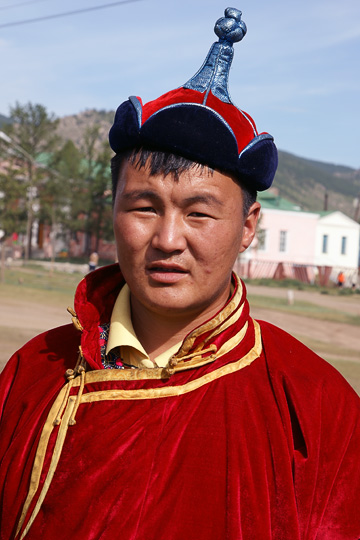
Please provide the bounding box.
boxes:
[182,194,224,207]
[121,190,162,202]
[121,191,223,206]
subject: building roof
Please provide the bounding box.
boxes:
[258,191,302,212]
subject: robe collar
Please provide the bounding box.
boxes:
[69,264,252,373]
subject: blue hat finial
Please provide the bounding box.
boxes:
[215,8,247,43]
[183,8,247,103]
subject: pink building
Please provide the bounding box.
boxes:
[235,192,360,285]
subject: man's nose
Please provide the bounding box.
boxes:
[151,214,187,253]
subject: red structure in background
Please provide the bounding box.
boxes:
[234,258,340,287]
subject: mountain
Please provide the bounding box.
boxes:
[0,114,12,129]
[275,151,360,218]
[56,109,114,150]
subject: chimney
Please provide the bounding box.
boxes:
[324,192,328,211]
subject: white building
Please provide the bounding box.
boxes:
[237,192,360,285]
[315,211,360,270]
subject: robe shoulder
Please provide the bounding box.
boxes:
[258,318,359,399]
[258,319,360,463]
[257,320,360,538]
[0,324,80,420]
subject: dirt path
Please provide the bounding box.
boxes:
[0,298,71,370]
[246,284,360,316]
[249,306,359,358]
[246,284,360,358]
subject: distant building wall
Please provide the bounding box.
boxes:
[239,207,360,285]
[250,208,318,265]
[315,211,360,270]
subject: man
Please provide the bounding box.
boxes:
[1,8,360,540]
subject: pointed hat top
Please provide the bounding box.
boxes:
[184,8,246,103]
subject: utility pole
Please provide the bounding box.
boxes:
[353,194,360,223]
[324,191,328,211]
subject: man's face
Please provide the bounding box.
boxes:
[113,160,260,324]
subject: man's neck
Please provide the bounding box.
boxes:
[130,293,230,361]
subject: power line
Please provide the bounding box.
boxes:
[0,0,50,12]
[0,0,142,28]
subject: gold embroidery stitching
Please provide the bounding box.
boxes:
[19,397,76,540]
[76,320,261,401]
[171,275,243,356]
[15,384,69,539]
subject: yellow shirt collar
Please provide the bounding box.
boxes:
[106,284,181,368]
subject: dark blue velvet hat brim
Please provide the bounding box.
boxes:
[238,137,278,191]
[141,105,239,171]
[109,99,277,191]
[109,100,140,152]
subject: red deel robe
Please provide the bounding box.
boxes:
[0,264,360,540]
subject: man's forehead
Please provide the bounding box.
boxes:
[120,151,214,178]
[121,158,231,183]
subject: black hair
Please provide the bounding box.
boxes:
[111,148,257,217]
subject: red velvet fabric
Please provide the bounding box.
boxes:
[141,87,257,154]
[1,265,360,539]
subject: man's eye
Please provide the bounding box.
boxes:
[134,206,156,213]
[189,212,210,218]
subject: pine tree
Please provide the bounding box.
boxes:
[3,102,59,259]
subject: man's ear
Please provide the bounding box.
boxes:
[239,202,261,253]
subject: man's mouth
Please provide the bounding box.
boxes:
[146,264,189,282]
[147,263,188,272]
[149,266,187,273]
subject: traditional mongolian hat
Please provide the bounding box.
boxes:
[109,7,278,191]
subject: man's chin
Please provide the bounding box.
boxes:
[139,293,215,321]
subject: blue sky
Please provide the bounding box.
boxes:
[0,0,359,168]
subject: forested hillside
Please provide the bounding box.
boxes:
[275,151,360,217]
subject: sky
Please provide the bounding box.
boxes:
[0,0,359,169]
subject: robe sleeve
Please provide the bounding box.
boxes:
[261,320,360,540]
[0,352,19,420]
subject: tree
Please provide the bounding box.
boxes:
[2,109,114,263]
[3,102,59,260]
[85,139,113,252]
[36,140,83,263]
[74,125,113,254]
[0,147,27,282]
[40,131,113,259]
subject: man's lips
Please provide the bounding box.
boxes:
[147,263,188,273]
[146,263,189,282]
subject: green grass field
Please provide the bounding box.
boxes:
[1,265,81,303]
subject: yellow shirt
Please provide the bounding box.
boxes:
[106,284,181,368]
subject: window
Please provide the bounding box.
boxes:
[258,229,267,251]
[279,230,287,252]
[322,234,328,254]
[341,236,347,255]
